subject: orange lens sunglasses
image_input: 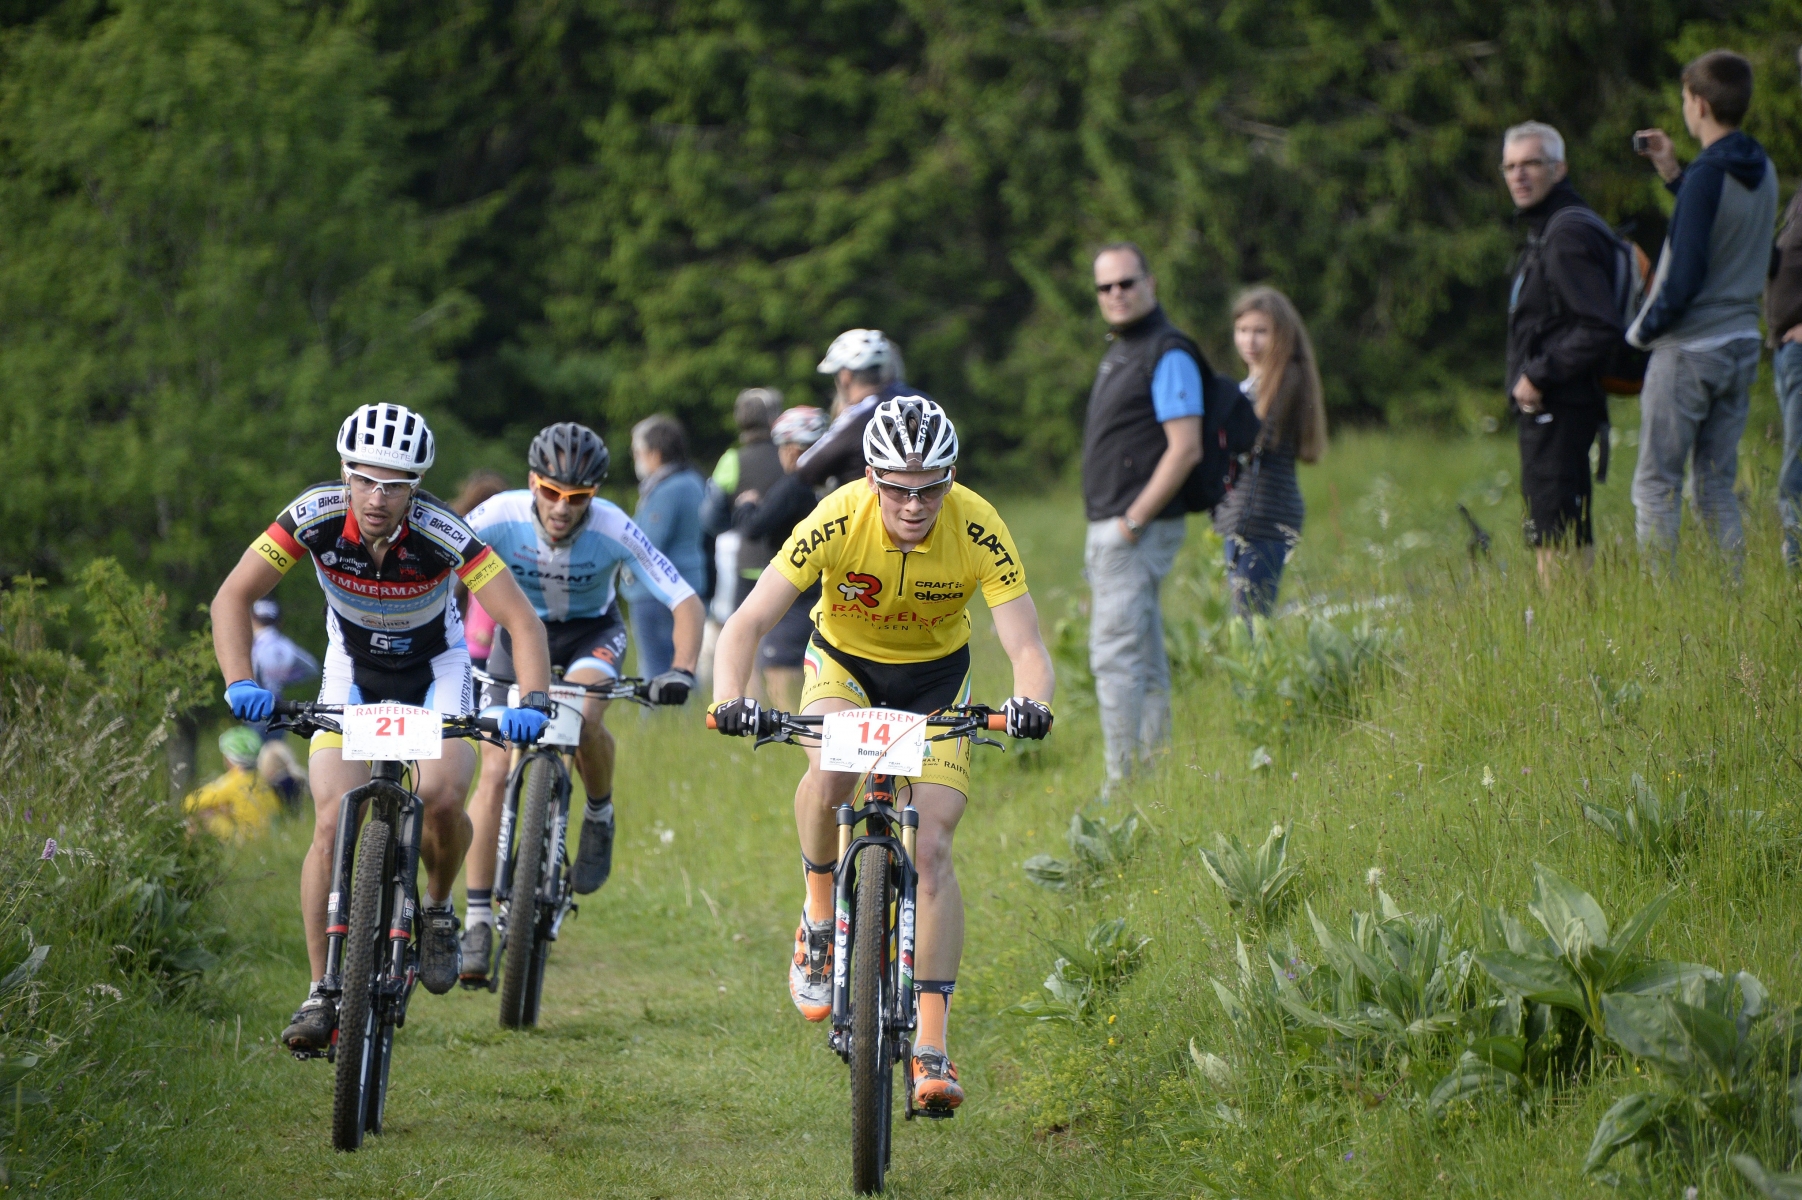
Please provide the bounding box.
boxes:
[530,472,598,504]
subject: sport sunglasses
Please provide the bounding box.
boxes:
[872,471,954,503]
[530,472,598,504]
[342,467,420,498]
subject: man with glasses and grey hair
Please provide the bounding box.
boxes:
[1502,120,1623,585]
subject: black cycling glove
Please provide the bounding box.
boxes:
[1003,696,1054,740]
[647,668,696,706]
[711,697,761,736]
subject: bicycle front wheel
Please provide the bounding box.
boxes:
[332,818,390,1152]
[499,755,555,1029]
[849,842,894,1194]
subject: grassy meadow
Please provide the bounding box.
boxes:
[46,394,1802,1198]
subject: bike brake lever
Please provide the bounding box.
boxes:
[970,734,1005,751]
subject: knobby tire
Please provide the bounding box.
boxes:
[850,842,893,1194]
[332,818,390,1152]
[499,756,554,1029]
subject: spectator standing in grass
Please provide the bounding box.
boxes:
[1767,49,1802,566]
[1082,242,1203,795]
[794,329,917,489]
[1502,121,1625,586]
[1629,50,1777,570]
[624,414,707,678]
[1215,287,1327,619]
[711,388,786,614]
[449,469,512,670]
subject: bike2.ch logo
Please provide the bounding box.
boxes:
[837,572,882,608]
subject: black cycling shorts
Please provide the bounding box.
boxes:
[1518,404,1603,547]
[804,631,971,714]
[484,608,628,704]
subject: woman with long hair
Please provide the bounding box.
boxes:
[1217,286,1328,618]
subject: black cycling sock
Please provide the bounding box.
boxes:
[913,979,956,998]
[801,854,835,874]
[584,793,612,824]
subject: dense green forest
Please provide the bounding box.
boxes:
[2,0,1800,622]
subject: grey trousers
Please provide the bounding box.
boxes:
[1085,517,1185,787]
[1631,339,1760,568]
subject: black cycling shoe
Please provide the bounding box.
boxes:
[458,922,493,988]
[571,801,615,895]
[419,905,462,995]
[282,988,336,1055]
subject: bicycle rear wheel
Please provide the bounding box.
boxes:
[499,756,555,1029]
[332,818,390,1152]
[849,842,894,1194]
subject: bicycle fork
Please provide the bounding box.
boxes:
[317,762,415,1057]
[828,777,921,1068]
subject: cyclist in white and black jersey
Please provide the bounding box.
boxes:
[211,404,556,1054]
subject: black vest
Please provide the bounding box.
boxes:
[1080,306,1202,522]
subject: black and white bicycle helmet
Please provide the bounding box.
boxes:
[528,422,610,486]
[337,404,435,476]
[863,395,958,472]
[817,328,896,374]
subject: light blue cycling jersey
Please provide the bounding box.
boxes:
[465,490,696,622]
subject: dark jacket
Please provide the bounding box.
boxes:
[794,382,935,488]
[1080,305,1202,522]
[1767,188,1802,347]
[731,437,785,576]
[1506,180,1621,408]
[733,472,818,549]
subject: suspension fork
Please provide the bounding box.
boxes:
[494,745,525,901]
[322,781,370,992]
[542,753,575,905]
[384,790,423,984]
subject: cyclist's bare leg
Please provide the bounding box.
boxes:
[563,665,614,800]
[464,741,511,892]
[796,697,858,919]
[416,740,477,906]
[301,747,370,980]
[906,780,967,1053]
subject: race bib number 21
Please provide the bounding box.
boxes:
[341,703,442,761]
[820,708,926,776]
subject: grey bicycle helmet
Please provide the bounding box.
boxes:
[529,422,610,486]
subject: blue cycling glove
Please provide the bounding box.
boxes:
[225,679,275,722]
[499,706,549,744]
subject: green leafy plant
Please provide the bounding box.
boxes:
[1474,863,1712,1041]
[1283,893,1476,1048]
[1734,1154,1802,1199]
[1199,824,1302,927]
[1010,918,1150,1024]
[1023,809,1143,891]
[1582,773,1694,868]
[1212,616,1397,744]
[1210,932,1313,1052]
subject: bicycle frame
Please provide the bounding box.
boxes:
[319,760,422,1046]
[493,745,576,944]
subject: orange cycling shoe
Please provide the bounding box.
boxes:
[789,910,833,1022]
[910,1046,964,1112]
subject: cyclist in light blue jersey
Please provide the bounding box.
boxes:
[456,423,705,984]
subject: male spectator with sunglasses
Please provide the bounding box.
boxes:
[1081,242,1204,797]
[455,422,705,987]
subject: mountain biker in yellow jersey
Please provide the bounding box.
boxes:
[210,404,555,1054]
[709,396,1056,1112]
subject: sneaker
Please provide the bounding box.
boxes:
[910,1046,964,1112]
[419,905,462,995]
[282,987,336,1054]
[458,922,493,987]
[571,801,615,895]
[788,910,833,1022]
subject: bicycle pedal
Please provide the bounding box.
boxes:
[457,975,490,991]
[914,1104,956,1120]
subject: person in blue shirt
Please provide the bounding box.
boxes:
[456,423,705,985]
[623,414,709,677]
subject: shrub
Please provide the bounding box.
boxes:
[1198,823,1303,928]
[1023,809,1143,891]
[1010,918,1151,1024]
[1581,774,1694,870]
[1212,615,1396,745]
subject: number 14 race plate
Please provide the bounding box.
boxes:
[820,708,927,776]
[341,703,442,761]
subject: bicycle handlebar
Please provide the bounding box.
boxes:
[704,706,1007,735]
[268,700,506,744]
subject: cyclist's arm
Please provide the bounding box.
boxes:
[711,570,802,703]
[671,594,705,674]
[990,594,1055,704]
[471,568,552,695]
[211,547,287,685]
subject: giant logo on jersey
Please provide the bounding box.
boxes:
[837,572,882,608]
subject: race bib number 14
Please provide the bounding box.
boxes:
[820,708,926,776]
[341,704,442,761]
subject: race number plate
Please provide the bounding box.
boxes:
[820,708,927,776]
[340,704,442,761]
[507,683,588,747]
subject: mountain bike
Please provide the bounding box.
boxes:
[476,672,653,1028]
[708,703,1008,1195]
[266,699,504,1152]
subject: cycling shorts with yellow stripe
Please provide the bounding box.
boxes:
[800,634,973,792]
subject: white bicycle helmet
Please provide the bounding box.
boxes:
[863,395,958,472]
[771,405,829,447]
[817,328,896,374]
[337,403,435,476]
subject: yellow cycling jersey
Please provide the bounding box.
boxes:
[770,481,1029,664]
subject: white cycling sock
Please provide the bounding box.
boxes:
[585,794,613,824]
[465,888,493,929]
[424,890,450,911]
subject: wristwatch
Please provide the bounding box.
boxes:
[1121,515,1145,538]
[518,690,554,714]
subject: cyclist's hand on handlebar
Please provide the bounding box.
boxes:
[647,668,696,706]
[499,706,550,744]
[1003,696,1054,740]
[225,679,275,722]
[710,697,760,736]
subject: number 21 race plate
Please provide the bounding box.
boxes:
[820,708,926,776]
[341,703,442,761]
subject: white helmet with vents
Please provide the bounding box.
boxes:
[337,403,435,476]
[862,395,958,472]
[817,328,896,374]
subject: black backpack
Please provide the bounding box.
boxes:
[1531,207,1652,395]
[1177,363,1262,514]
